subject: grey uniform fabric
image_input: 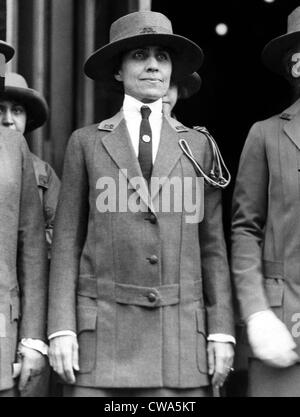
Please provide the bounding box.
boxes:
[48,111,234,390]
[19,155,60,397]
[0,127,48,392]
[231,98,300,396]
[31,153,61,258]
[63,385,212,397]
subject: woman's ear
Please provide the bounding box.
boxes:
[283,48,300,81]
[114,71,122,82]
[291,52,300,78]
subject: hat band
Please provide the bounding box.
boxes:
[111,25,173,43]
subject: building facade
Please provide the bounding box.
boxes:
[4,0,151,176]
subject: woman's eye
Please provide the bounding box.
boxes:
[133,51,145,59]
[157,52,170,62]
[13,107,24,114]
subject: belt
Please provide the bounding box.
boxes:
[77,276,202,308]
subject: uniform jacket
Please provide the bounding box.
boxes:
[48,111,234,389]
[232,98,300,359]
[31,153,61,257]
[0,128,48,391]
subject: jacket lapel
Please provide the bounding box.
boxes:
[282,98,300,151]
[151,117,185,201]
[100,112,154,212]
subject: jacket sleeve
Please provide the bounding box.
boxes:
[43,163,61,229]
[48,131,89,336]
[18,137,48,341]
[199,136,235,337]
[43,163,61,257]
[231,122,270,321]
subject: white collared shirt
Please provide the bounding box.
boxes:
[123,94,163,163]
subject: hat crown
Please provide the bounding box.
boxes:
[110,11,173,43]
[287,6,300,34]
[178,72,202,99]
[1,72,49,133]
[84,10,204,83]
[5,72,29,89]
[0,40,15,63]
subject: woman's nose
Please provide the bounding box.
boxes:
[2,110,14,125]
[145,55,159,71]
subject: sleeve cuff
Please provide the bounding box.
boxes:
[207,334,236,344]
[21,338,49,356]
[48,330,77,340]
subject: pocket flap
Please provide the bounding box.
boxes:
[37,174,49,189]
[195,309,208,374]
[264,279,284,307]
[77,307,97,334]
[10,296,20,322]
[196,308,206,334]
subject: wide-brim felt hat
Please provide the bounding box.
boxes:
[84,11,204,84]
[262,6,300,76]
[0,40,15,63]
[177,72,202,99]
[1,72,49,132]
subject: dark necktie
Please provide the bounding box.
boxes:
[138,105,152,184]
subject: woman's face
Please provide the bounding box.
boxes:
[0,100,27,134]
[115,45,172,103]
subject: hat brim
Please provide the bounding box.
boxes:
[84,33,204,83]
[0,86,49,132]
[0,41,15,63]
[262,32,300,76]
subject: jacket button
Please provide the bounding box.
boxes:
[147,292,157,303]
[148,255,158,265]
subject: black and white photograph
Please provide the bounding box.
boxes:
[0,0,300,403]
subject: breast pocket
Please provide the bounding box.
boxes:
[180,157,204,224]
[77,306,97,374]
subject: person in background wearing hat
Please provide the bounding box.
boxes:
[0,72,60,397]
[0,42,48,397]
[231,6,300,397]
[48,10,234,397]
[162,72,202,118]
[0,72,61,260]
